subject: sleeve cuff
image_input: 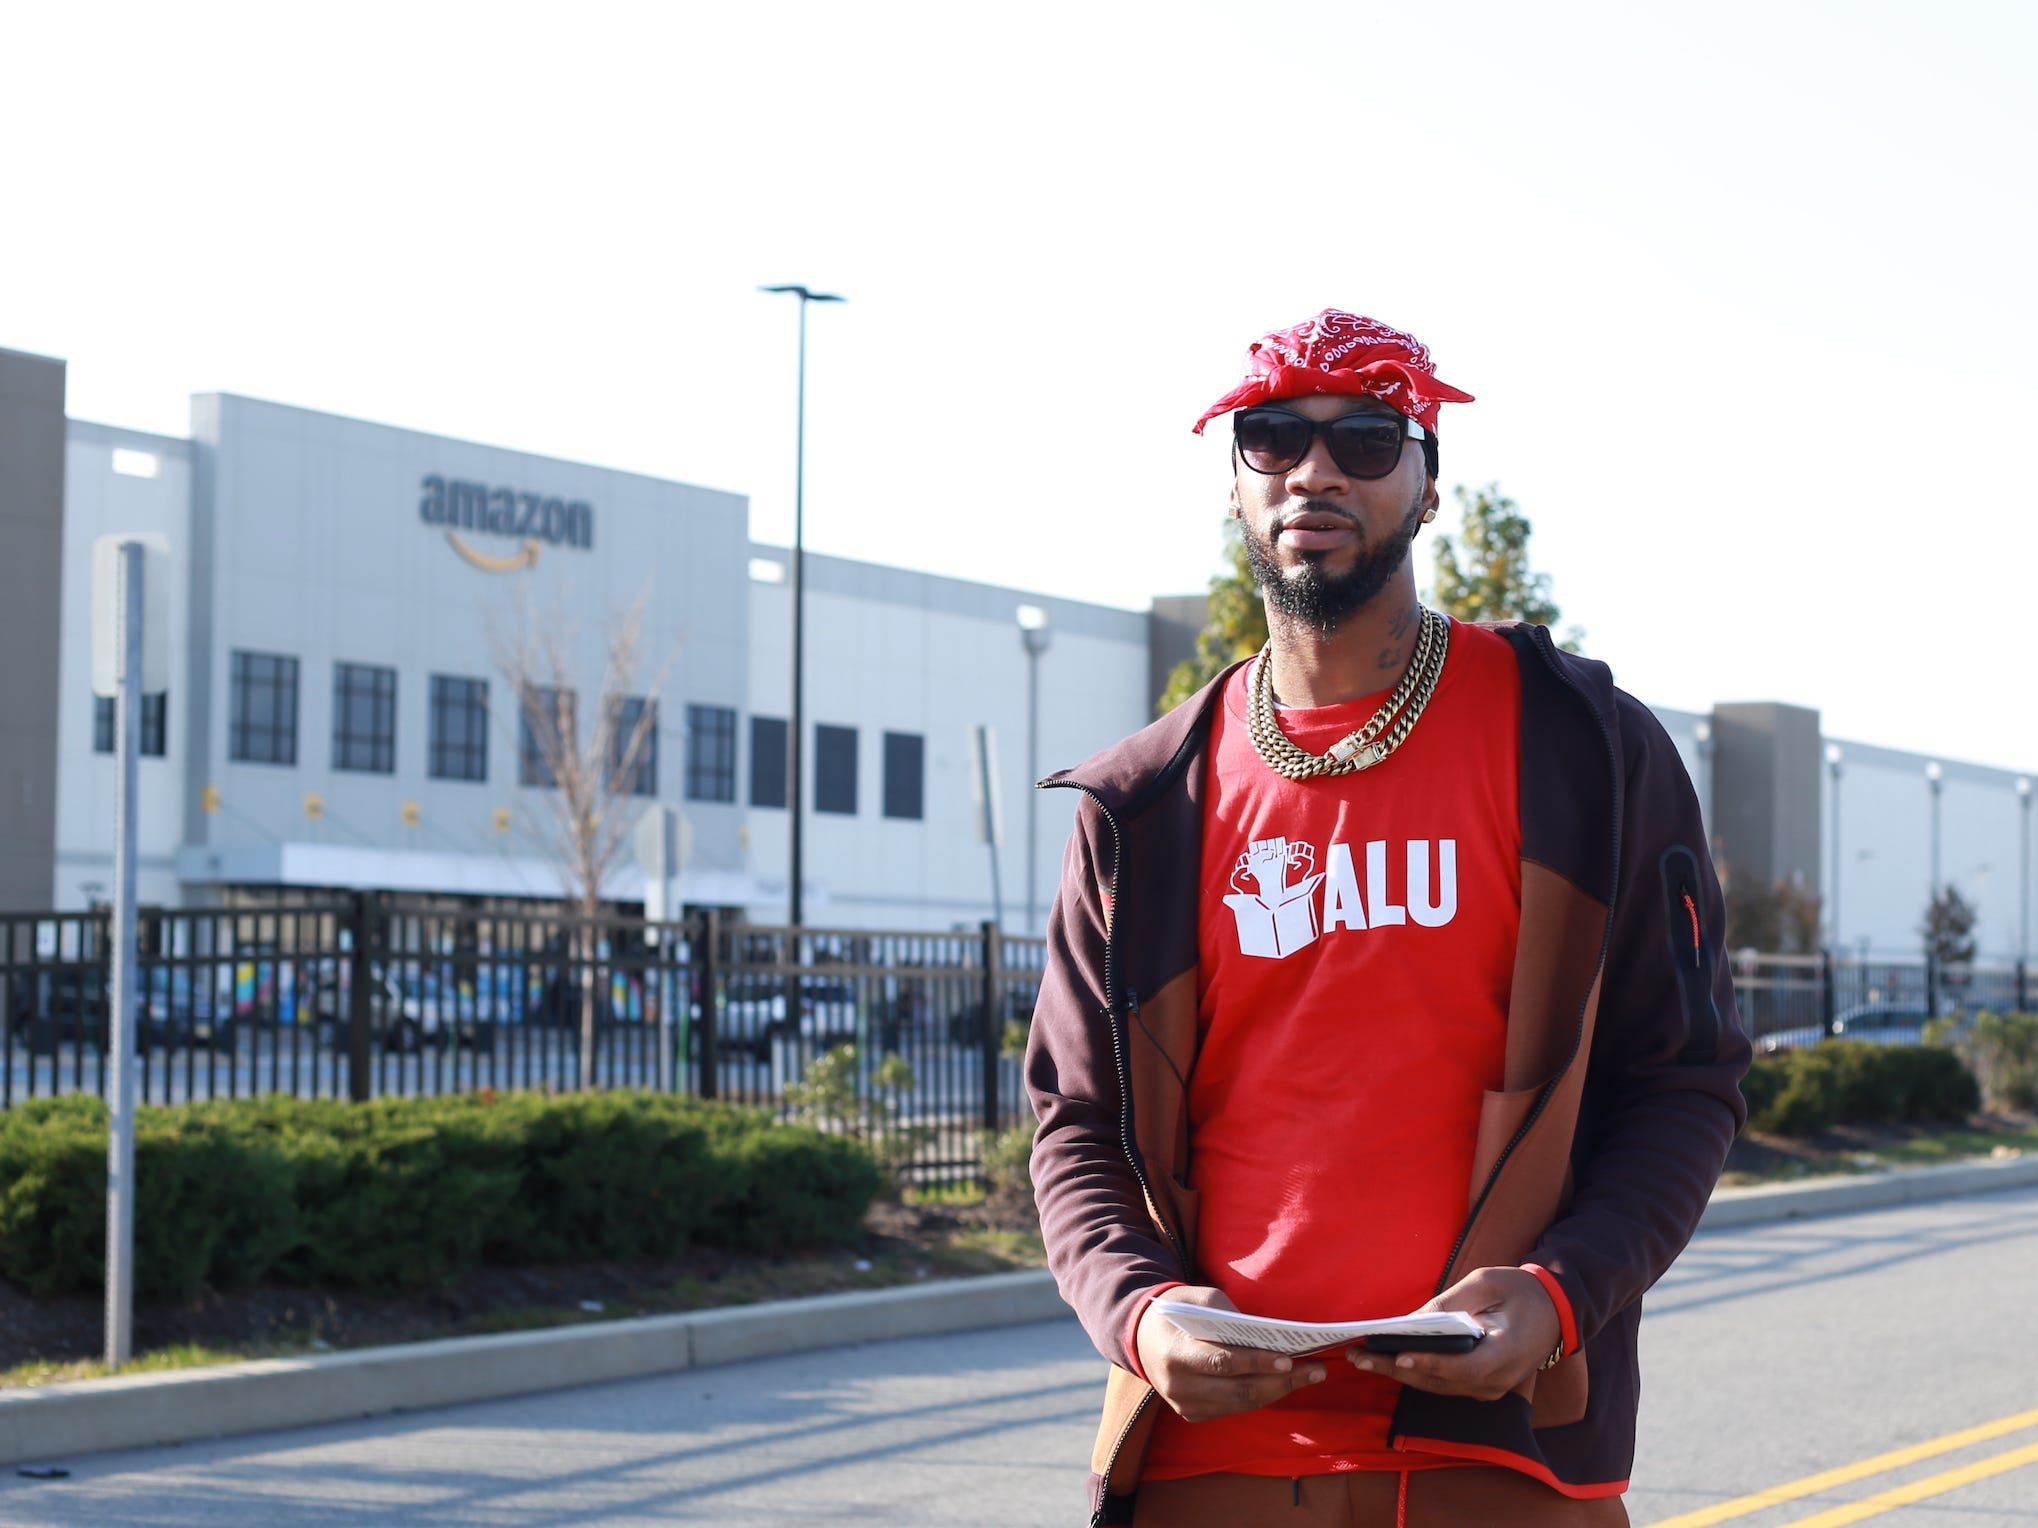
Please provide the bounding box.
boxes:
[1520,1263,1579,1356]
[1123,1281,1188,1381]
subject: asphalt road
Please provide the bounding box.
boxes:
[5,1186,2036,1526]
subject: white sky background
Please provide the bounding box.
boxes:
[4,0,2034,771]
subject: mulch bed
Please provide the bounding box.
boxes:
[1,1188,1042,1376]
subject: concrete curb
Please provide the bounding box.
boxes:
[0,1268,1068,1469]
[1698,1150,2038,1229]
[7,1156,2036,1469]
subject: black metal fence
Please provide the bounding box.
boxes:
[1730,950,2031,1052]
[0,898,1045,1187]
[12,897,2030,1173]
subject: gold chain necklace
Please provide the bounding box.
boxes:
[1246,608,1450,779]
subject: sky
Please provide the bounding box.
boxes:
[5,0,2035,772]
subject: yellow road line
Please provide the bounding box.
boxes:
[1772,1438,2038,1527]
[1645,1406,2038,1526]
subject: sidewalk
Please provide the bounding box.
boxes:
[7,1153,2037,1470]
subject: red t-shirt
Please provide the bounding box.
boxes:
[1143,617,1523,1480]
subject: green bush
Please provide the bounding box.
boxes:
[1930,1011,2038,1112]
[1744,1043,1979,1136]
[0,1091,879,1300]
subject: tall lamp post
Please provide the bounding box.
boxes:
[1925,760,1944,1014]
[1925,760,1944,903]
[1017,605,1051,933]
[1825,743,1843,949]
[760,284,845,929]
[1694,719,1714,844]
[2018,776,2032,1006]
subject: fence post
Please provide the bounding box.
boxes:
[980,919,1002,1142]
[697,908,720,1101]
[1821,947,1837,1038]
[346,891,374,1103]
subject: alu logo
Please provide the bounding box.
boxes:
[1222,834,1459,960]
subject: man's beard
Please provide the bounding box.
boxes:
[1241,496,1424,632]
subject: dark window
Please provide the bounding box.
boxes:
[333,663,397,774]
[519,685,575,788]
[684,704,736,803]
[882,732,924,820]
[229,651,298,765]
[750,716,787,809]
[429,676,489,782]
[815,724,858,815]
[611,697,659,797]
[93,693,168,758]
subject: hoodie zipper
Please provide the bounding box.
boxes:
[1429,625,1623,1299]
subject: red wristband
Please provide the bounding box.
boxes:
[1520,1263,1579,1356]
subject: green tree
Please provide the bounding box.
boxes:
[1157,519,1265,713]
[1921,886,1979,969]
[1429,484,1582,649]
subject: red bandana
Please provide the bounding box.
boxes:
[1192,309,1474,435]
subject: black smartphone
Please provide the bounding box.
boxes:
[1360,1332,1482,1354]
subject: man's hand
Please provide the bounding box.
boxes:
[1134,1286,1330,1423]
[1344,1267,1560,1402]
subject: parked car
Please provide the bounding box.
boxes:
[384,964,509,1054]
[709,973,860,1059]
[6,968,109,1054]
[138,966,236,1051]
[1755,1001,1963,1056]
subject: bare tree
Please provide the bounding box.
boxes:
[492,588,670,1088]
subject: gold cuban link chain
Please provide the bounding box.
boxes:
[1246,608,1450,779]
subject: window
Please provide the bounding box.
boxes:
[882,732,924,820]
[93,693,168,758]
[519,685,575,788]
[815,724,858,815]
[683,704,735,803]
[333,663,397,774]
[429,676,488,782]
[611,696,659,797]
[229,651,298,765]
[750,715,787,809]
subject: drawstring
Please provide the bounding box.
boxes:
[1395,1469,1409,1528]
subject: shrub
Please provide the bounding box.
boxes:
[0,1091,880,1299]
[1744,1043,1979,1136]
[1930,1011,2038,1112]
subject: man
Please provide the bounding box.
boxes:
[1025,310,1749,1526]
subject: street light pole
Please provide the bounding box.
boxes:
[2017,776,2031,989]
[1694,719,1714,844]
[1926,760,1944,903]
[761,284,844,930]
[1017,606,1051,934]
[1825,743,1843,948]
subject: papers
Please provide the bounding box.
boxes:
[1153,1300,1485,1357]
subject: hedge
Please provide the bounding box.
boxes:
[0,1091,881,1300]
[1741,1043,1979,1136]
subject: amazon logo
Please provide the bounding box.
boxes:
[419,474,594,573]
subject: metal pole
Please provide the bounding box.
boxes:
[788,297,807,930]
[1830,757,1842,948]
[975,724,1005,932]
[1025,642,1040,933]
[762,284,843,925]
[105,540,143,1370]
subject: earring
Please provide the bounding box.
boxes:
[1420,508,1437,523]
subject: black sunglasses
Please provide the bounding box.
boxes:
[1233,406,1426,480]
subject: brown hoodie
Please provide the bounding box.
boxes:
[1024,623,1750,1525]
